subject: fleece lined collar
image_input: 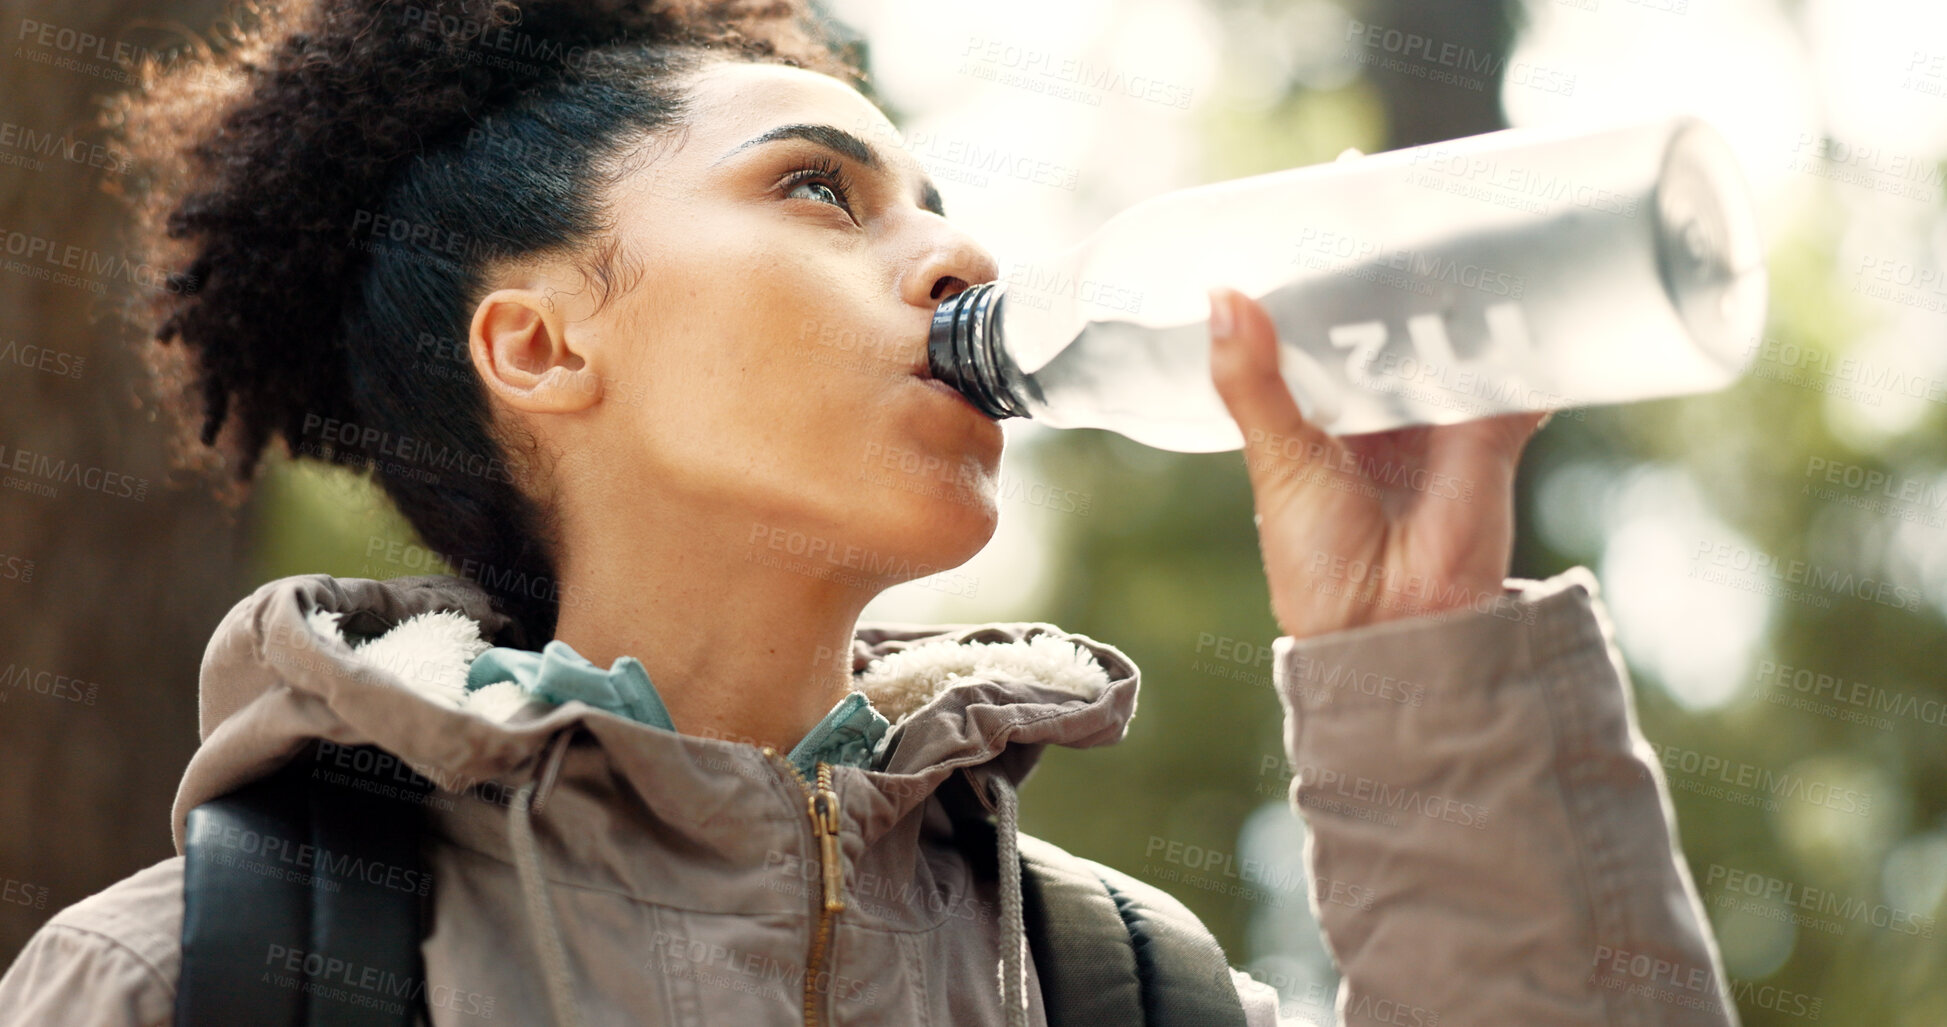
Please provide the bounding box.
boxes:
[173,573,1141,852]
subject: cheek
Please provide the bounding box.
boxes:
[613,341,886,501]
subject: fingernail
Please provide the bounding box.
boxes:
[1207,288,1234,339]
[1537,411,1555,430]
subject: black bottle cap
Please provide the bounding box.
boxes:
[926,282,1029,420]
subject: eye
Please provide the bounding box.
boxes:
[780,158,857,220]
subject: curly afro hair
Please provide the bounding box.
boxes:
[106,0,867,643]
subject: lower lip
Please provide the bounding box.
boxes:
[912,374,985,412]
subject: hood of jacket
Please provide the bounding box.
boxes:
[172,572,1141,851]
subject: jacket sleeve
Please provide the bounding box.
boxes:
[1269,566,1738,1026]
[0,858,182,1027]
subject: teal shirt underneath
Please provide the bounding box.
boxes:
[465,641,889,779]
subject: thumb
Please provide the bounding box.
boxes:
[1208,287,1339,480]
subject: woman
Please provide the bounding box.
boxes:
[0,0,1736,1024]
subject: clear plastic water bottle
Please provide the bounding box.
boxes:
[927,115,1767,453]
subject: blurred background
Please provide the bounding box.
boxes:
[3,0,1944,1022]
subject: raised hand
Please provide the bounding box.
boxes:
[1206,286,1549,640]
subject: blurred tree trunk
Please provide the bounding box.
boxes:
[0,0,243,963]
[1357,0,1518,146]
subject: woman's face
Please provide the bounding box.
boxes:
[517,60,1006,587]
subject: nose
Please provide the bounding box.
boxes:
[901,224,1000,308]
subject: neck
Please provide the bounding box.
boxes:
[547,515,882,755]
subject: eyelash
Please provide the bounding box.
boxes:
[779,157,858,218]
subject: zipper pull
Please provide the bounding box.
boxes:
[810,763,845,914]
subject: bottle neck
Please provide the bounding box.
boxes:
[926,282,1030,420]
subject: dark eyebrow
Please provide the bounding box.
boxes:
[715,122,947,217]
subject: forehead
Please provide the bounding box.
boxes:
[673,60,921,178]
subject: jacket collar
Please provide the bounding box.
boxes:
[172,572,1142,852]
[453,637,891,778]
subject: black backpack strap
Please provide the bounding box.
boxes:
[940,768,1250,1027]
[1014,833,1145,1022]
[1018,835,1250,1027]
[177,742,432,1027]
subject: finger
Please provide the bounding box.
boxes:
[1421,409,1550,500]
[1207,287,1349,492]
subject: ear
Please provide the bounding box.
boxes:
[468,288,603,414]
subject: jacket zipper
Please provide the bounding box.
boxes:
[762,747,845,1027]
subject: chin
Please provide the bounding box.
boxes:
[883,488,999,574]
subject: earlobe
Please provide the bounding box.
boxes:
[469,288,602,413]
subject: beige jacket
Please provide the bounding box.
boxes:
[0,567,1738,1025]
